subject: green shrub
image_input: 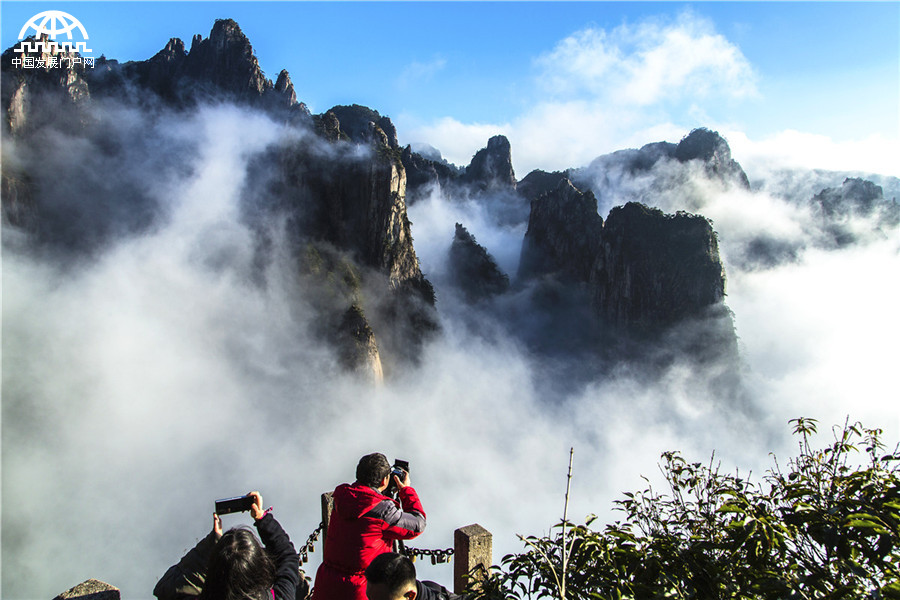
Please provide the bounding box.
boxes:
[470,419,900,600]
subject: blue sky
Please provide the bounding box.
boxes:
[3,1,899,176]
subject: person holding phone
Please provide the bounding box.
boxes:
[311,453,426,600]
[153,491,301,600]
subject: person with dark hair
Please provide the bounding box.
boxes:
[311,453,426,600]
[154,491,301,600]
[364,552,457,600]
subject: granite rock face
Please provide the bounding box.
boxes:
[810,177,900,247]
[519,179,604,283]
[1,19,436,377]
[400,144,461,195]
[571,128,749,197]
[243,100,438,372]
[592,202,725,329]
[1,35,92,136]
[337,304,385,383]
[1,36,93,230]
[402,134,517,203]
[268,106,424,289]
[96,19,301,110]
[328,104,399,149]
[518,179,727,333]
[447,223,510,302]
[463,134,517,192]
[673,128,750,188]
[516,170,571,203]
[813,177,895,220]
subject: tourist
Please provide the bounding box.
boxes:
[365,552,458,600]
[154,491,300,600]
[311,453,426,600]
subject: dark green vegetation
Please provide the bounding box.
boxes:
[470,419,900,599]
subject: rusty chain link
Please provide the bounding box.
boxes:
[298,522,324,566]
[297,522,455,567]
[401,545,455,565]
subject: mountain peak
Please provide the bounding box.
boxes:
[448,223,510,302]
[675,128,750,188]
[464,134,516,191]
[518,178,603,282]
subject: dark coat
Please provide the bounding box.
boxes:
[154,512,300,600]
[418,580,461,600]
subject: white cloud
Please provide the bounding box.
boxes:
[726,129,900,178]
[727,237,900,435]
[398,56,447,88]
[402,106,900,183]
[399,11,761,176]
[535,12,758,106]
[399,100,682,176]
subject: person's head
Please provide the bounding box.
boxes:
[199,527,275,600]
[356,453,391,489]
[365,552,417,600]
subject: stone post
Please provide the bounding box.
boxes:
[453,524,492,595]
[53,579,120,600]
[321,491,334,541]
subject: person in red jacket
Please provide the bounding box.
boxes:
[311,453,426,600]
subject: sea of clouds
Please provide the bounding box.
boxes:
[3,89,898,599]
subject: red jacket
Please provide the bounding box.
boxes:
[311,483,426,600]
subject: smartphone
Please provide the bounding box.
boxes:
[215,495,255,515]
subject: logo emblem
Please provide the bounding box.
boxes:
[18,10,89,43]
[13,9,94,68]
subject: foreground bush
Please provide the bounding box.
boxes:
[471,419,900,600]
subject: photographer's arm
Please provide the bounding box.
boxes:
[371,485,426,541]
[251,492,301,600]
[152,515,222,599]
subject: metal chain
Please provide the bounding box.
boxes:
[401,545,455,565]
[298,522,324,566]
[296,522,455,567]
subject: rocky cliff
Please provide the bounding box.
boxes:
[447,223,510,302]
[518,178,727,335]
[1,35,95,230]
[269,106,438,371]
[593,202,725,329]
[570,128,750,196]
[2,18,747,375]
[519,179,604,283]
[811,177,899,247]
[402,134,517,202]
[88,19,301,111]
[673,128,750,188]
[1,20,435,378]
[463,134,517,192]
[516,169,571,203]
[400,144,461,195]
[1,35,92,136]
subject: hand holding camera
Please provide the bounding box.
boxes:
[392,467,410,489]
[385,459,410,499]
